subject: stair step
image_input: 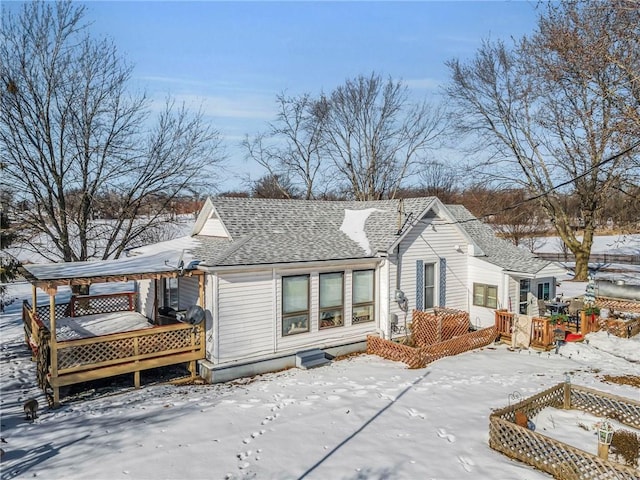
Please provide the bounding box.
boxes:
[298,357,331,370]
[295,349,330,369]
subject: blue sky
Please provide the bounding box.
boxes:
[8,1,543,191]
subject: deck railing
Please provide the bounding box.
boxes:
[494,310,514,342]
[22,292,206,407]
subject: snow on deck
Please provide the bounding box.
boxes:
[42,311,153,341]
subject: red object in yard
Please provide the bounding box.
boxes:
[565,333,584,342]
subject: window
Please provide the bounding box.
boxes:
[164,277,179,309]
[473,282,498,308]
[519,279,530,314]
[352,270,374,324]
[319,272,344,329]
[424,263,436,309]
[537,282,550,301]
[282,275,310,336]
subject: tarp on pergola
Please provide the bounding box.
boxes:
[21,236,201,289]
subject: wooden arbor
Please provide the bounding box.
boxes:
[21,261,206,407]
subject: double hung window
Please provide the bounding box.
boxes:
[473,282,498,309]
[282,275,310,336]
[319,272,344,329]
[352,270,374,324]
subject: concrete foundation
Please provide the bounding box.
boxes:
[198,340,367,384]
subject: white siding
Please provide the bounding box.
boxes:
[468,257,505,327]
[200,214,228,237]
[217,270,274,364]
[390,212,470,322]
[178,275,199,310]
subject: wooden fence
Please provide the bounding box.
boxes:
[367,326,497,369]
[489,383,640,479]
[534,252,640,265]
[22,293,205,407]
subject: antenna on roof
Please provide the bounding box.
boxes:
[397,198,404,235]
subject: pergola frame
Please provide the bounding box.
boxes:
[21,261,206,407]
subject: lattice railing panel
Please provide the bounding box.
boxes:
[571,387,640,429]
[71,292,136,317]
[35,303,71,322]
[58,338,136,370]
[57,324,203,372]
[137,327,202,356]
[411,308,470,347]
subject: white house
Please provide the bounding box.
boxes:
[133,196,566,382]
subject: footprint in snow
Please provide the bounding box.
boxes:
[458,456,474,472]
[406,408,425,419]
[437,428,456,443]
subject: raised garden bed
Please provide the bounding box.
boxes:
[489,382,640,479]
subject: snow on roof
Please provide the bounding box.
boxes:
[23,236,201,282]
[340,208,380,256]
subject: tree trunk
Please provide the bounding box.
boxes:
[572,249,590,282]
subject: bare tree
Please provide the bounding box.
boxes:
[243,93,328,200]
[321,73,447,200]
[1,1,224,263]
[251,174,300,199]
[445,1,640,280]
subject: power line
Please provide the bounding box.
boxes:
[414,140,640,228]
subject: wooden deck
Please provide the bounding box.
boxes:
[22,292,205,407]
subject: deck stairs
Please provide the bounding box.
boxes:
[295,349,331,370]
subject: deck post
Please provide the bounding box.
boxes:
[198,273,205,307]
[47,286,59,407]
[31,285,37,314]
[133,337,140,388]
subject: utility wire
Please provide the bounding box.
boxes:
[410,140,640,229]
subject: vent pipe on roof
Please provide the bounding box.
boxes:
[397,198,404,235]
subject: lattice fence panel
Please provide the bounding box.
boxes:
[411,308,470,347]
[72,293,135,317]
[367,326,496,370]
[605,318,640,339]
[494,384,565,423]
[421,326,497,365]
[367,335,427,369]
[571,387,640,429]
[489,417,639,479]
[596,298,640,314]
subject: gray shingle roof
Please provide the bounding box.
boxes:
[194,197,434,266]
[445,204,554,274]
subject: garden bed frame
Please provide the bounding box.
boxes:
[21,270,206,407]
[489,382,640,479]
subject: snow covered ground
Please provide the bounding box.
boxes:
[1,283,638,480]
